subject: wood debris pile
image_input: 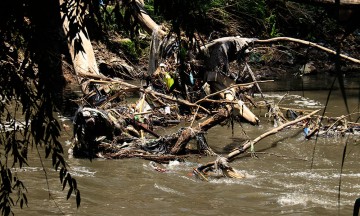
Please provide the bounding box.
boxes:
[64,1,360,179]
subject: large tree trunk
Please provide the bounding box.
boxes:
[59,0,100,93]
[134,0,166,37]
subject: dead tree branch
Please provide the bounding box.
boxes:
[196,109,320,173]
[255,37,360,65]
[194,80,273,104]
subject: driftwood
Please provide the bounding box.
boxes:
[195,109,320,177]
[170,108,230,154]
[130,1,262,124]
[86,77,211,114]
[197,36,261,124]
[143,88,211,114]
[227,109,320,160]
[134,0,166,37]
[255,37,360,65]
[72,106,232,160]
[99,148,186,163]
[64,0,360,180]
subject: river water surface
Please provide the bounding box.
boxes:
[12,73,360,215]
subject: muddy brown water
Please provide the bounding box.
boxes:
[12,73,360,215]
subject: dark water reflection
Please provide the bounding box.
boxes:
[262,72,360,91]
[13,73,360,216]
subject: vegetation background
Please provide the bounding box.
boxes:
[0,0,359,215]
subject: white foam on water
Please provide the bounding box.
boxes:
[179,175,198,183]
[277,192,337,208]
[0,120,26,132]
[278,192,308,206]
[154,183,185,196]
[347,184,360,189]
[208,170,253,185]
[168,160,180,167]
[166,160,184,171]
[71,166,96,177]
[322,157,335,166]
[340,173,360,178]
[243,171,256,179]
[260,93,290,100]
[289,171,334,180]
[210,178,244,185]
[13,167,42,172]
[272,179,303,190]
[302,169,360,180]
[261,93,323,109]
[293,99,322,108]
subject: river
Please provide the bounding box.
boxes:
[12,72,360,215]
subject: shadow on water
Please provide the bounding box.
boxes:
[59,84,83,118]
[262,72,360,92]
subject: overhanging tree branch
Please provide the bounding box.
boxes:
[255,37,360,65]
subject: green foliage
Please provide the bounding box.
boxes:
[232,0,267,20]
[0,165,28,215]
[209,0,226,8]
[95,3,124,33]
[85,0,133,38]
[153,0,211,38]
[265,13,281,38]
[118,39,139,60]
[147,0,332,40]
[210,0,281,37]
[144,1,155,14]
[0,0,81,214]
[98,5,118,32]
[150,0,272,38]
[144,0,163,22]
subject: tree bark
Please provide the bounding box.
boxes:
[134,0,166,37]
[196,109,320,172]
[59,0,100,93]
[227,109,320,160]
[170,108,230,154]
[255,37,360,64]
[130,3,260,124]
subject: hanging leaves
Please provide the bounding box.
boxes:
[60,171,81,208]
[0,0,81,213]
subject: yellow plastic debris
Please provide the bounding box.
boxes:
[163,72,174,89]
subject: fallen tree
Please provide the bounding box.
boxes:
[60,0,101,93]
[71,105,232,161]
[255,37,360,64]
[194,109,321,179]
[62,1,360,180]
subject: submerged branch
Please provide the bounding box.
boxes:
[196,109,320,173]
[227,109,321,160]
[194,80,273,104]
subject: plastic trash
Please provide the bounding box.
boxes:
[304,127,310,137]
[163,72,174,89]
